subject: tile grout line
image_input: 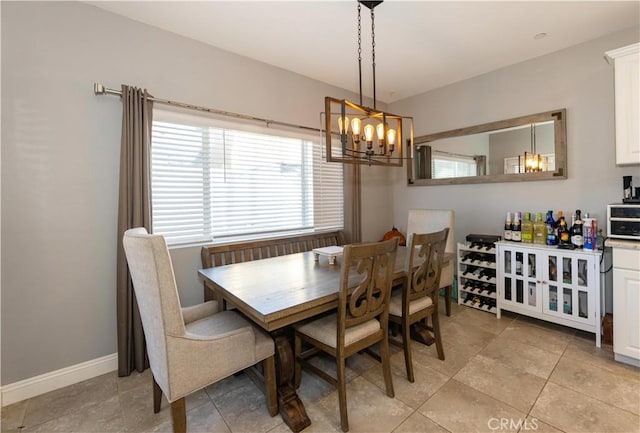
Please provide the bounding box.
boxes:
[545,334,640,420]
[495,313,575,432]
[413,310,515,433]
[205,382,236,433]
[448,311,573,430]
[519,336,570,433]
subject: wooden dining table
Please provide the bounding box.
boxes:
[198,247,452,432]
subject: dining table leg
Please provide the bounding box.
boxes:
[410,321,435,346]
[273,331,311,433]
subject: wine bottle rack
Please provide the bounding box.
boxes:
[457,241,498,314]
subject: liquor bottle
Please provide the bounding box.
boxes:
[521,212,534,243]
[545,210,557,245]
[533,212,547,245]
[504,212,513,241]
[556,211,564,243]
[557,215,570,246]
[571,209,584,249]
[512,212,522,242]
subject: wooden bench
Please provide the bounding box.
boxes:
[201,230,346,302]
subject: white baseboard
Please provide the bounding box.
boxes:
[614,352,640,367]
[1,353,118,407]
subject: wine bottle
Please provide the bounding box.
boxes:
[521,212,534,243]
[533,212,547,245]
[571,209,584,249]
[504,212,513,241]
[545,210,557,245]
[512,212,522,242]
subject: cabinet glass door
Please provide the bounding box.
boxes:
[543,253,595,324]
[500,247,539,312]
[577,258,589,319]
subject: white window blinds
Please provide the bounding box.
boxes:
[431,152,478,179]
[151,110,344,246]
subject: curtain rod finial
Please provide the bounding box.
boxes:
[94,83,106,95]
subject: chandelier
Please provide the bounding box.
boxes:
[519,123,548,172]
[323,1,413,166]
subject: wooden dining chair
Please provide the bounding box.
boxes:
[293,238,399,432]
[389,228,449,383]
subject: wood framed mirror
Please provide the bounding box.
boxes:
[407,109,567,186]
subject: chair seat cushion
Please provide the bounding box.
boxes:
[388,291,433,317]
[296,313,380,348]
[185,310,274,361]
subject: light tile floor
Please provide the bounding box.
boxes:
[2,302,639,433]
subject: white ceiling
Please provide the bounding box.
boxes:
[90,1,639,103]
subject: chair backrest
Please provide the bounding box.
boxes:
[406,229,449,305]
[337,238,399,343]
[407,209,455,253]
[122,228,186,388]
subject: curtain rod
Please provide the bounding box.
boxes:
[93,83,321,134]
[431,149,477,160]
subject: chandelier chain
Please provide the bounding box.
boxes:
[371,7,376,109]
[357,3,363,105]
[357,3,362,61]
[371,9,376,68]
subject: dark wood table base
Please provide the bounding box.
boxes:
[410,322,435,346]
[274,333,311,433]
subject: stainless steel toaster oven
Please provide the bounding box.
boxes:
[608,204,640,240]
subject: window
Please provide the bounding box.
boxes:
[431,151,478,179]
[151,110,344,246]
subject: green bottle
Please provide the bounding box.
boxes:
[521,212,534,243]
[533,212,547,245]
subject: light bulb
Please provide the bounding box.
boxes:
[376,123,385,141]
[364,124,374,142]
[338,116,349,135]
[351,118,361,136]
[387,128,396,149]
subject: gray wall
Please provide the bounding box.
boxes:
[388,25,640,314]
[0,1,393,385]
[390,25,639,239]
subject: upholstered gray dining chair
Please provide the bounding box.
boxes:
[389,229,449,383]
[122,228,277,433]
[407,209,455,316]
[293,238,399,432]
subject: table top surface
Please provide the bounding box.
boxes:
[199,247,452,331]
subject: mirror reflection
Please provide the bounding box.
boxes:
[408,109,566,186]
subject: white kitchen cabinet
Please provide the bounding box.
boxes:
[611,244,640,367]
[605,43,640,165]
[496,242,602,347]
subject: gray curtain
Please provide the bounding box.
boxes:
[474,155,487,176]
[416,145,432,179]
[116,85,153,376]
[343,164,362,244]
